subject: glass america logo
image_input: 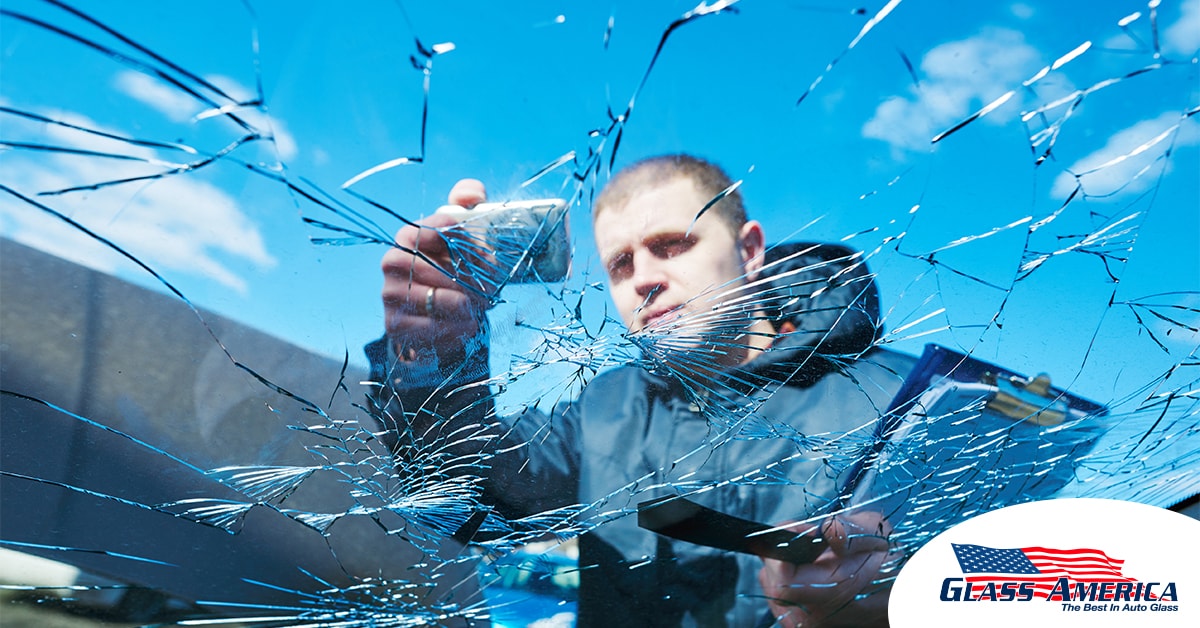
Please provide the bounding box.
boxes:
[938,544,1179,611]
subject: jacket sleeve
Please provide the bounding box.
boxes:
[363,334,580,521]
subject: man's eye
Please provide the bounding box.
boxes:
[607,253,632,279]
[651,237,694,259]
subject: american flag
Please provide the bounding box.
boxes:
[952,544,1136,599]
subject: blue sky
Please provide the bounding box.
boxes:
[1,0,1197,408]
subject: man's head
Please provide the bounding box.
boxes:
[594,154,749,236]
[592,154,773,367]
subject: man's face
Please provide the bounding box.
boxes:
[593,176,765,340]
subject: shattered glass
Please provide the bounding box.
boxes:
[1,0,1197,626]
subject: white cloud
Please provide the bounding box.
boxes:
[114,71,203,122]
[1102,0,1199,55]
[863,28,1043,153]
[1051,111,1200,198]
[1163,0,1200,56]
[206,74,299,161]
[1009,3,1035,20]
[113,70,298,161]
[0,111,277,294]
[312,147,331,167]
[1100,31,1141,52]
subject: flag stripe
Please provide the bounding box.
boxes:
[1023,546,1126,579]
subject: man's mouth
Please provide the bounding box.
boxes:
[641,305,683,331]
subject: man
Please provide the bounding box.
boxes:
[368,154,914,626]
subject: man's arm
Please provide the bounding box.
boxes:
[366,179,578,522]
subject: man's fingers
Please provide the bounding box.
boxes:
[759,551,883,624]
[376,179,492,364]
[384,285,485,356]
[383,280,481,317]
[759,557,805,600]
[385,306,481,340]
[759,558,820,628]
[384,226,488,291]
[389,215,459,256]
[756,512,895,626]
[382,251,475,295]
[823,511,892,557]
[759,555,837,596]
[448,178,487,208]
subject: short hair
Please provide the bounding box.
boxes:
[593,154,748,235]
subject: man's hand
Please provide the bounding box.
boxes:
[757,510,896,627]
[381,179,491,362]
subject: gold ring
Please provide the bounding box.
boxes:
[424,286,436,317]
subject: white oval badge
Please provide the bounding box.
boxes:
[890,498,1198,627]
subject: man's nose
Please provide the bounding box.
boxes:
[632,253,668,299]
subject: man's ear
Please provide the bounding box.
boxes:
[738,220,766,279]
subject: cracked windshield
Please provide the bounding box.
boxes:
[1,0,1197,626]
